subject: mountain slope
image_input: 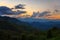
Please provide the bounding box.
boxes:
[0,16,60,40]
[0,16,40,40]
[0,16,34,31]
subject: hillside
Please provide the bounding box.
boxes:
[0,16,60,40]
[0,16,40,40]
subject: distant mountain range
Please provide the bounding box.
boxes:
[18,18,60,30]
[0,16,60,30]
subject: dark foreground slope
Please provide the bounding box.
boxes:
[0,16,60,40]
[0,16,40,40]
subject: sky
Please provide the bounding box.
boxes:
[0,0,60,19]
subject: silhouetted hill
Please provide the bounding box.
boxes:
[0,16,36,31]
[0,16,42,40]
[0,16,60,40]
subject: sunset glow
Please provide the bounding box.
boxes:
[45,14,60,20]
[0,0,60,19]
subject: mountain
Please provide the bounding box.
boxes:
[0,16,35,31]
[0,16,41,40]
[0,16,60,30]
[0,16,60,40]
[18,18,60,30]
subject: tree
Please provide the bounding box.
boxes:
[47,30,52,39]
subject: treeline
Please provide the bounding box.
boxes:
[0,26,60,40]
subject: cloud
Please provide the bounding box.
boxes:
[0,6,14,15]
[42,10,60,19]
[45,14,60,19]
[0,6,26,16]
[15,10,26,15]
[14,4,26,15]
[0,11,3,15]
[31,12,39,17]
[31,11,51,18]
[15,4,25,9]
[38,11,51,17]
[54,9,60,13]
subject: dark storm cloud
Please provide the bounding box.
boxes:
[15,4,25,9]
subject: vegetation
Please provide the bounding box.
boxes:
[0,16,60,40]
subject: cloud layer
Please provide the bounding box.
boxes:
[0,4,26,15]
[15,4,25,9]
[0,6,13,15]
[31,11,51,18]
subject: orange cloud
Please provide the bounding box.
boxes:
[45,14,60,19]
